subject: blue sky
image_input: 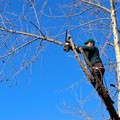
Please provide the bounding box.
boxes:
[0,0,118,120]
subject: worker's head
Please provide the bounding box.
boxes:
[84,39,95,46]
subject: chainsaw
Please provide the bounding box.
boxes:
[63,30,72,52]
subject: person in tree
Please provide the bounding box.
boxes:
[64,39,105,85]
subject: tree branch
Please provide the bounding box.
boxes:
[68,35,92,81]
[55,18,110,38]
[0,27,63,46]
[0,38,38,59]
[81,0,111,13]
[107,42,115,47]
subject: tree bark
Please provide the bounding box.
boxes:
[110,0,120,117]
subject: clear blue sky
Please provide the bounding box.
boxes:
[0,0,117,120]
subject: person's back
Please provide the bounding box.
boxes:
[77,45,102,66]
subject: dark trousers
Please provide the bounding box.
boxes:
[91,62,105,85]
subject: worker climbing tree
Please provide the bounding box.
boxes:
[64,33,120,120]
[64,35,105,85]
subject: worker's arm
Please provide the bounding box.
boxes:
[76,46,97,53]
[64,43,97,53]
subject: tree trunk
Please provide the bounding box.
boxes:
[110,0,120,117]
[69,35,120,119]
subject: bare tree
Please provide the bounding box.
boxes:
[0,0,120,119]
[0,0,62,86]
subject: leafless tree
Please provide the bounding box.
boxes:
[0,0,120,119]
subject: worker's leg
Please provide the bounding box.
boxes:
[94,68,103,85]
[92,62,105,85]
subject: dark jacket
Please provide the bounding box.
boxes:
[77,46,102,66]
